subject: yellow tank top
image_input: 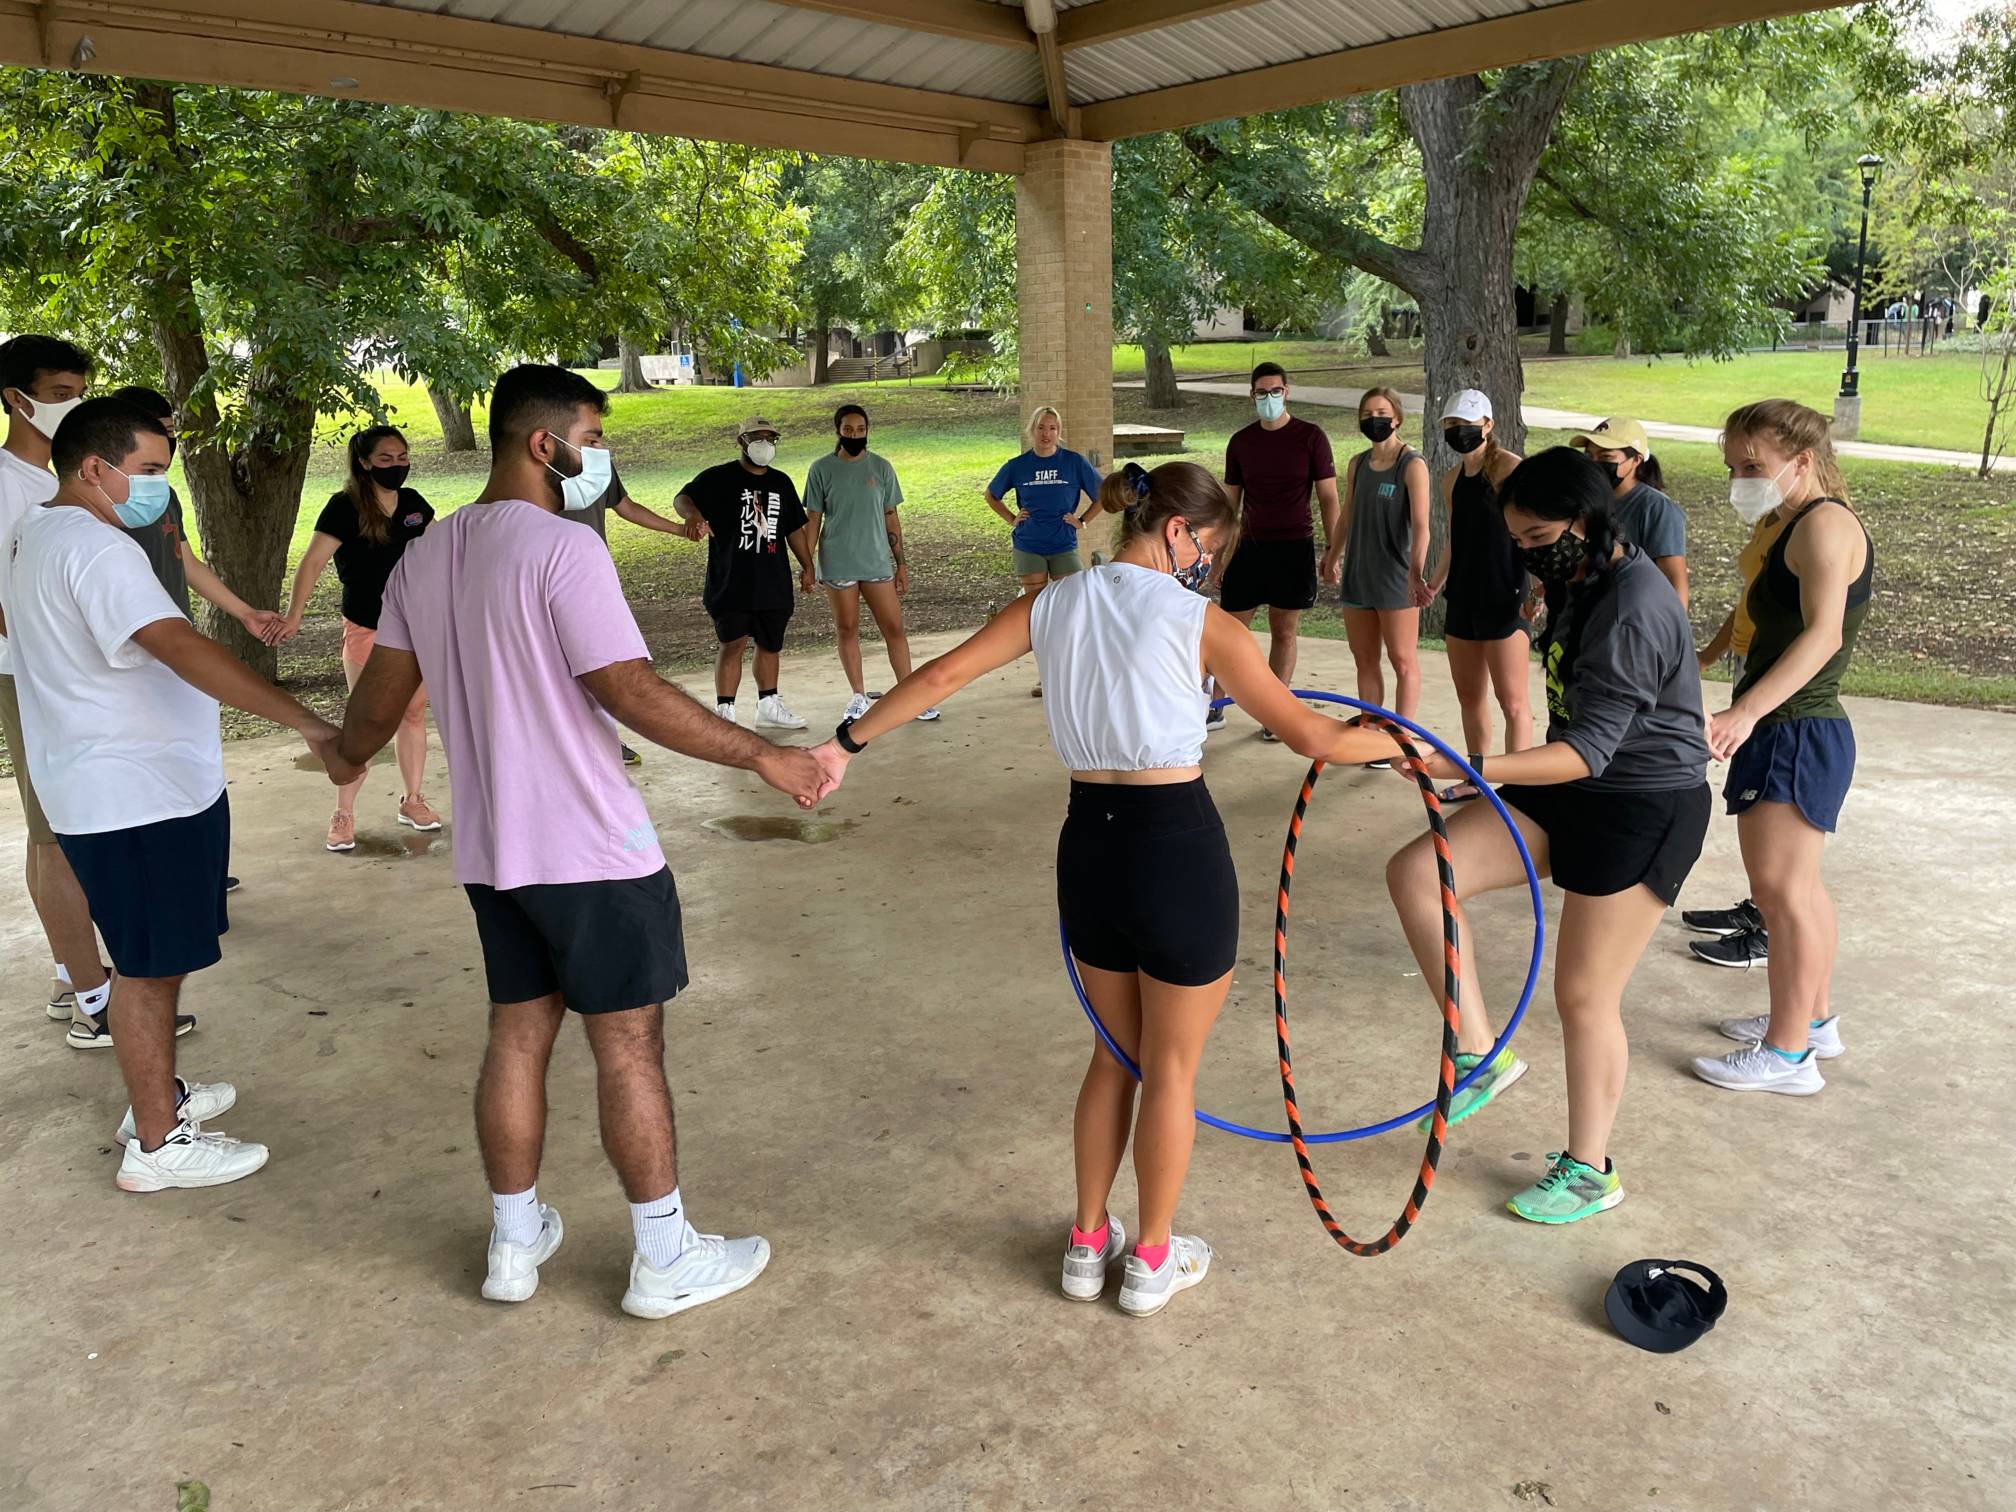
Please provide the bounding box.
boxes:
[1730,510,1793,659]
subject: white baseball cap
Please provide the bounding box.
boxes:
[1442,389,1492,422]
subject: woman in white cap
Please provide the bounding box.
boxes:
[1568,416,1688,608]
[1430,389,1530,802]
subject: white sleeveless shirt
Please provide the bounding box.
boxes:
[1028,563,1209,772]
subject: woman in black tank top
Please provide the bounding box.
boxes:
[1431,393,1532,802]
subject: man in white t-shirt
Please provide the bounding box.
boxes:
[0,398,342,1191]
[0,334,113,1030]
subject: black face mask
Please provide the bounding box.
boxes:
[1446,424,1485,455]
[1596,459,1624,489]
[1519,530,1589,584]
[1359,416,1397,443]
[368,464,411,491]
[838,435,867,457]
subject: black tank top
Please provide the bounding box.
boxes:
[1442,463,1524,613]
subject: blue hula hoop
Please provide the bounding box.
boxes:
[1061,689,1545,1144]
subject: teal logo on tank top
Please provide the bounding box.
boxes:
[623,823,659,854]
[1378,482,1397,498]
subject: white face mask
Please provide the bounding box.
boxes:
[744,439,776,468]
[8,390,84,441]
[546,434,612,512]
[1728,461,1793,525]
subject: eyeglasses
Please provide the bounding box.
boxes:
[1253,386,1287,398]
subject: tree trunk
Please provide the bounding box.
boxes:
[427,380,477,452]
[1363,319,1391,358]
[1613,331,1633,359]
[1142,335,1183,409]
[1548,291,1571,356]
[615,336,654,394]
[812,315,831,385]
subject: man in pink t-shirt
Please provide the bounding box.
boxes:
[330,364,825,1321]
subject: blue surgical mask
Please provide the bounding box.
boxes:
[547,435,613,512]
[1254,392,1286,423]
[106,465,172,528]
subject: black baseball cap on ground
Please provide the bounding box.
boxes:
[1604,1260,1728,1353]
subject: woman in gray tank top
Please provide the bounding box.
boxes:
[1332,386,1434,733]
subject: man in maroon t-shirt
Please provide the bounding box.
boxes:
[1216,363,1340,738]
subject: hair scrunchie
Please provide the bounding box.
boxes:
[1122,461,1152,514]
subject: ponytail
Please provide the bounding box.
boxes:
[1100,460,1241,560]
[1633,452,1667,494]
[343,424,406,545]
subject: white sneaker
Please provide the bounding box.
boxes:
[1719,1013,1843,1058]
[115,1077,237,1146]
[1061,1213,1128,1301]
[1691,1041,1826,1095]
[755,694,807,730]
[481,1204,565,1303]
[842,692,873,722]
[1117,1234,1212,1317]
[621,1232,771,1319]
[115,1120,269,1192]
[915,707,941,722]
[716,702,737,723]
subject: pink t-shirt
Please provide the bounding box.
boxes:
[375,498,664,890]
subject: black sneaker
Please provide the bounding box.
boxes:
[1204,705,1227,733]
[621,745,642,768]
[1682,898,1762,937]
[1689,926,1769,969]
[66,1009,198,1050]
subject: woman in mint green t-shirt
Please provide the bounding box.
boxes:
[805,405,937,725]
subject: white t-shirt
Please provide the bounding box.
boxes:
[0,447,59,676]
[0,504,225,834]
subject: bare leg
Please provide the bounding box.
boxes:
[1380,607,1422,721]
[1343,608,1385,709]
[827,586,866,695]
[1487,630,1536,752]
[582,1004,678,1201]
[752,647,782,693]
[112,974,187,1151]
[1132,970,1231,1247]
[715,638,747,702]
[859,580,915,683]
[1072,961,1142,1232]
[395,685,429,802]
[1739,802,1834,1053]
[475,993,567,1195]
[335,658,370,814]
[1445,634,1494,757]
[30,842,106,993]
[1386,800,1550,1055]
[1266,607,1302,687]
[1553,886,1668,1169]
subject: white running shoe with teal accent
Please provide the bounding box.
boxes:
[1418,1046,1527,1132]
[1060,1214,1127,1302]
[1117,1235,1211,1317]
[1507,1152,1624,1225]
[1718,1014,1842,1059]
[842,692,874,723]
[1691,1040,1826,1094]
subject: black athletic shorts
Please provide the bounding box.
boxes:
[1058,779,1238,987]
[1442,596,1531,643]
[1496,781,1711,906]
[710,607,791,653]
[464,866,690,1013]
[58,791,230,980]
[1218,537,1318,615]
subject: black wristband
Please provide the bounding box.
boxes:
[1469,751,1484,779]
[835,718,866,755]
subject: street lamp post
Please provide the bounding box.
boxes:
[1835,153,1882,439]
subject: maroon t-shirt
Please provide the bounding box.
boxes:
[1224,417,1336,542]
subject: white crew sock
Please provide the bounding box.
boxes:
[76,980,112,1019]
[491,1185,541,1247]
[631,1186,695,1270]
[56,963,73,987]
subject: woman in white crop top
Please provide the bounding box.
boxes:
[814,461,1401,1318]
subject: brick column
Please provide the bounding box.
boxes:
[1016,139,1114,554]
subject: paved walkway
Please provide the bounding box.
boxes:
[1119,378,2014,472]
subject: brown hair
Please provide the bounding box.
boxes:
[1721,399,1849,503]
[343,424,407,544]
[1099,461,1242,560]
[1358,385,1407,423]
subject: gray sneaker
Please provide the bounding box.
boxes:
[1117,1234,1211,1318]
[1060,1213,1127,1302]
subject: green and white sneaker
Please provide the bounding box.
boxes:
[1507,1152,1624,1225]
[1418,1046,1527,1132]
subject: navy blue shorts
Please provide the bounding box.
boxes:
[58,792,231,979]
[1724,716,1856,833]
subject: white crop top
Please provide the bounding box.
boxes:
[1028,563,1209,772]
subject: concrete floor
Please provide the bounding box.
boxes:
[2,634,2010,1512]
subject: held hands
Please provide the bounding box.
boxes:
[800,566,816,595]
[808,738,851,798]
[301,716,362,786]
[1705,703,1758,762]
[1318,551,1342,588]
[1409,574,1435,609]
[240,608,286,644]
[756,744,835,809]
[265,613,303,648]
[683,519,711,543]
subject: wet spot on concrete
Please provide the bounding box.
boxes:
[703,815,855,844]
[339,832,448,860]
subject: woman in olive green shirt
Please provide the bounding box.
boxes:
[804,405,937,724]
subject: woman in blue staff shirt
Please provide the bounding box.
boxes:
[984,404,1104,696]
